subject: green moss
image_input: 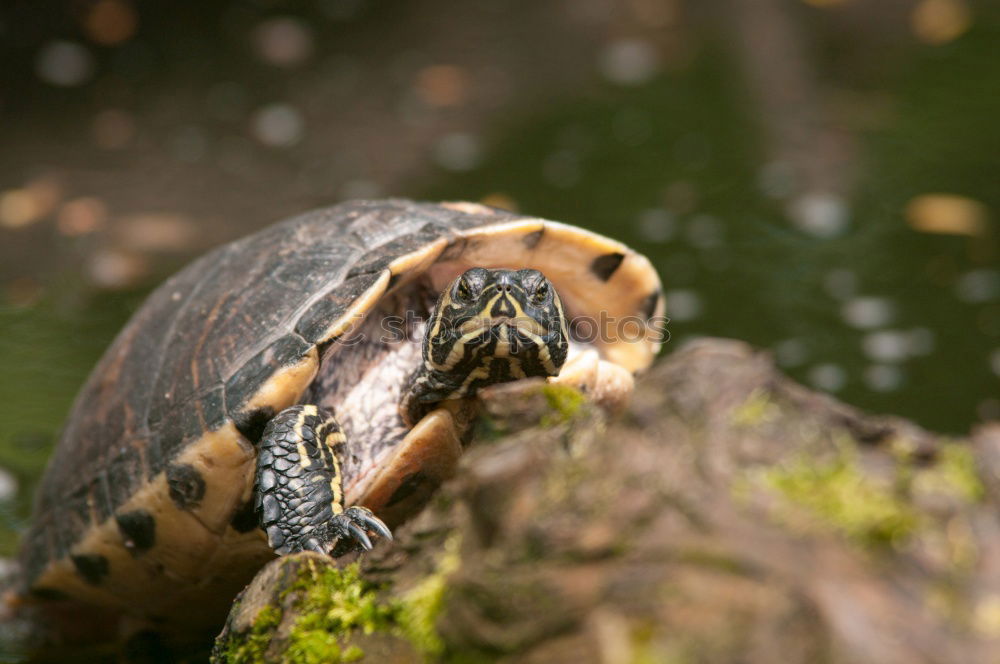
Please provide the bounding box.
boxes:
[762,448,921,550]
[272,562,396,661]
[215,605,282,664]
[396,571,448,655]
[214,563,397,663]
[473,413,508,441]
[218,538,464,663]
[915,442,985,503]
[541,383,586,426]
[395,533,462,657]
[289,563,396,636]
[731,389,779,428]
[675,548,750,575]
[283,631,352,664]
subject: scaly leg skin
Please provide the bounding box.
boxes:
[254,405,392,556]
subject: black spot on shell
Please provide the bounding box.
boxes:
[640,289,661,320]
[233,407,275,445]
[71,553,109,585]
[590,252,625,281]
[166,463,206,510]
[522,228,544,249]
[115,510,156,553]
[231,499,259,533]
[385,471,429,507]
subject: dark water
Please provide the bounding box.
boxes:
[423,30,999,437]
[0,2,997,567]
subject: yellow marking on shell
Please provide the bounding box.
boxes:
[128,525,273,634]
[387,237,449,289]
[315,270,391,344]
[440,201,497,215]
[427,217,664,373]
[33,474,228,611]
[174,421,257,533]
[30,421,259,614]
[243,346,319,415]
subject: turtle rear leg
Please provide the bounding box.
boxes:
[254,405,392,556]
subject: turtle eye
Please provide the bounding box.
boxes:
[454,277,472,302]
[531,281,549,304]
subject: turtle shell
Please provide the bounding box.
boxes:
[19,199,664,634]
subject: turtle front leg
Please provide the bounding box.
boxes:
[254,405,392,556]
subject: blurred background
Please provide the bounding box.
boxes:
[0,0,997,556]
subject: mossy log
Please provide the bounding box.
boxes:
[214,339,1000,664]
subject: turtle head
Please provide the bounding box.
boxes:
[403,267,569,421]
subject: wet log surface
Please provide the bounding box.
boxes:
[214,339,1000,664]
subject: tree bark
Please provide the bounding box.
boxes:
[215,339,1000,664]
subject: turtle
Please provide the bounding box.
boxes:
[11,199,664,650]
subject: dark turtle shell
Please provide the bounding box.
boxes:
[19,199,663,633]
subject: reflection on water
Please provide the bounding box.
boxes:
[421,29,999,437]
[0,293,147,554]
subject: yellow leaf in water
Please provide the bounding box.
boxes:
[0,177,61,229]
[911,0,972,45]
[905,194,988,237]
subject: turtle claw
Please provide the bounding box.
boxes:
[329,506,392,554]
[347,523,373,551]
[359,513,393,541]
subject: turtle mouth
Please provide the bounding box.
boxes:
[459,315,547,336]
